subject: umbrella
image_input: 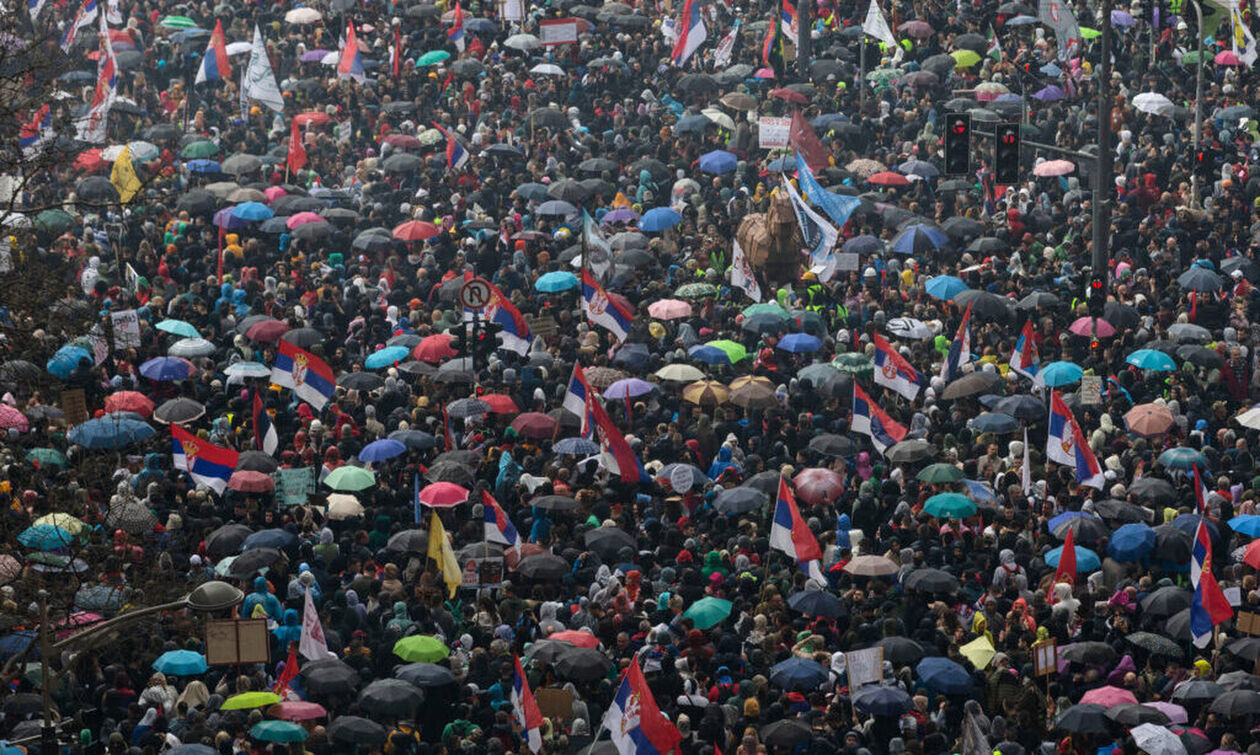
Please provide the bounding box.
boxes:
[1057,704,1110,733]
[268,702,327,722]
[153,398,206,425]
[324,466,376,491]
[713,487,767,515]
[760,720,813,749]
[357,679,424,717]
[517,554,570,579]
[393,636,450,662]
[153,650,207,675]
[1131,723,1188,755]
[1127,349,1177,371]
[222,692,284,710]
[583,527,636,560]
[682,597,733,630]
[359,439,406,463]
[328,716,386,745]
[640,207,682,232]
[1040,361,1084,387]
[1210,690,1260,716]
[417,482,469,507]
[1046,545,1101,572]
[1158,447,1208,470]
[787,589,846,618]
[886,439,936,463]
[916,657,972,694]
[904,568,960,594]
[300,659,360,696]
[1125,404,1175,436]
[395,663,457,688]
[769,657,828,691]
[553,647,610,681]
[853,685,912,716]
[68,416,154,449]
[843,555,899,577]
[1109,523,1156,562]
[924,493,977,519]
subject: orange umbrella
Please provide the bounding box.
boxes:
[394,220,439,241]
[547,630,599,648]
[105,391,155,417]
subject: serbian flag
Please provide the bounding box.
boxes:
[872,333,922,400]
[171,425,238,495]
[1046,390,1104,489]
[1010,320,1041,381]
[780,0,799,41]
[582,270,634,343]
[670,0,707,66]
[602,661,681,755]
[940,301,972,382]
[287,118,306,174]
[1054,527,1077,588]
[337,22,366,82]
[271,339,335,411]
[19,105,52,157]
[431,121,469,171]
[563,362,593,418]
[851,382,907,456]
[390,24,402,77]
[447,1,466,51]
[587,391,649,484]
[483,491,521,549]
[512,656,544,753]
[253,392,278,455]
[1191,520,1233,648]
[463,279,529,354]
[60,0,98,50]
[1194,464,1211,515]
[770,477,824,582]
[194,19,231,84]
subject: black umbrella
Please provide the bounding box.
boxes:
[1153,524,1192,562]
[227,547,282,578]
[759,720,812,749]
[530,495,579,512]
[578,158,618,173]
[301,659,361,696]
[328,716,386,745]
[809,433,855,457]
[1177,345,1225,368]
[875,637,925,665]
[584,527,636,559]
[1210,690,1260,716]
[1052,515,1109,544]
[1018,291,1060,309]
[547,179,591,204]
[452,59,485,76]
[743,471,782,497]
[357,679,423,718]
[1124,632,1183,657]
[153,397,206,424]
[386,529,429,553]
[952,290,1013,322]
[903,568,960,594]
[76,176,120,206]
[338,372,385,391]
[1140,586,1192,618]
[787,589,846,618]
[1093,498,1149,523]
[205,524,253,556]
[1055,704,1110,733]
[394,663,456,688]
[425,461,473,486]
[885,440,936,463]
[282,328,324,349]
[382,153,422,173]
[4,693,43,717]
[629,157,670,182]
[1165,608,1192,641]
[941,216,983,241]
[1217,671,1260,690]
[145,124,181,141]
[941,371,1002,399]
[516,554,569,579]
[175,190,217,216]
[993,395,1045,420]
[529,108,569,130]
[1130,477,1177,505]
[1104,301,1141,331]
[554,647,610,681]
[236,451,278,474]
[1172,679,1223,702]
[954,33,986,52]
[1057,641,1116,666]
[675,73,718,94]
[271,195,323,213]
[713,487,766,515]
[1105,704,1168,726]
[0,360,42,384]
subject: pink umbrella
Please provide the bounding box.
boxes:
[1144,702,1188,724]
[754,67,776,78]
[1069,316,1116,337]
[1034,159,1076,177]
[228,470,275,493]
[648,299,692,320]
[1080,685,1138,706]
[56,611,103,640]
[974,82,1010,101]
[268,701,327,721]
[1215,51,1244,65]
[263,186,288,203]
[0,404,29,431]
[418,482,469,508]
[286,212,324,230]
[793,468,845,505]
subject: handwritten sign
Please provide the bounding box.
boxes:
[539,18,578,46]
[758,117,791,149]
[205,618,270,666]
[1034,639,1057,677]
[501,0,524,21]
[1080,375,1101,406]
[837,252,860,272]
[525,313,557,339]
[274,467,315,505]
[111,309,141,350]
[846,646,883,688]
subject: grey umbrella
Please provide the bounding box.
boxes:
[236,451,279,473]
[452,59,484,76]
[529,108,569,130]
[547,179,591,203]
[153,398,206,425]
[885,439,936,463]
[282,327,324,349]
[221,154,262,175]
[578,158,618,173]
[76,176,120,206]
[446,398,490,419]
[1168,323,1211,343]
[106,502,158,534]
[382,153,422,173]
[357,679,424,718]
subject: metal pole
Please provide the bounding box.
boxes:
[1191,0,1204,207]
[38,591,55,755]
[1092,0,1114,276]
[796,0,811,81]
[859,38,866,114]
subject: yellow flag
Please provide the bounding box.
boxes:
[428,510,461,598]
[110,146,142,204]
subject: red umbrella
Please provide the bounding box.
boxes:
[267,701,327,721]
[0,405,28,432]
[868,171,911,186]
[547,630,599,648]
[74,149,106,173]
[293,111,332,127]
[768,87,809,104]
[510,412,556,439]
[245,319,290,342]
[105,391,155,417]
[1069,316,1116,337]
[228,470,275,493]
[394,220,439,241]
[412,334,458,363]
[1245,540,1260,570]
[1080,686,1138,706]
[792,468,844,505]
[382,134,422,149]
[481,394,520,414]
[418,482,469,507]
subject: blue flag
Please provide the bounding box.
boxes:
[797,152,861,229]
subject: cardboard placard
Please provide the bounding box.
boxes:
[205,618,270,666]
[526,313,558,339]
[274,467,315,505]
[1034,639,1057,677]
[836,252,860,272]
[845,646,883,688]
[539,18,578,46]
[111,309,141,350]
[758,117,791,149]
[1237,611,1259,634]
[61,388,88,426]
[1080,375,1102,406]
[535,688,574,720]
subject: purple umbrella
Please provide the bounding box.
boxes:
[603,378,656,399]
[601,208,640,226]
[1032,85,1066,101]
[300,49,331,62]
[1110,9,1136,26]
[213,207,250,230]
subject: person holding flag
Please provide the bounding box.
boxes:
[1047,391,1104,489]
[770,477,824,583]
[194,19,231,84]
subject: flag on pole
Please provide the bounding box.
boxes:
[447,1,466,51]
[273,646,300,695]
[483,491,521,548]
[780,177,839,282]
[780,0,800,43]
[1021,428,1032,495]
[797,152,861,228]
[586,391,649,483]
[253,392,279,455]
[60,0,99,50]
[770,477,825,582]
[1191,520,1233,647]
[512,655,544,753]
[428,510,462,598]
[563,362,593,418]
[271,340,334,410]
[194,19,231,83]
[862,0,897,47]
[582,270,634,342]
[19,105,53,158]
[872,333,923,400]
[581,210,612,281]
[1010,320,1041,381]
[764,0,788,76]
[670,0,707,66]
[338,22,366,81]
[602,661,682,755]
[75,14,115,143]
[851,382,907,455]
[1047,390,1105,489]
[243,25,285,113]
[713,19,740,68]
[1194,464,1211,515]
[1037,0,1081,61]
[1054,527,1076,587]
[390,24,403,77]
[299,587,335,660]
[730,238,762,302]
[287,119,307,174]
[940,302,972,382]
[27,0,45,21]
[431,122,469,171]
[171,425,238,495]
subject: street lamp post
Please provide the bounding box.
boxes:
[1189,0,1205,207]
[35,581,244,752]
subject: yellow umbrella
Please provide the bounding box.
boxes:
[682,380,731,406]
[951,49,982,68]
[729,375,775,391]
[959,635,996,669]
[33,513,85,535]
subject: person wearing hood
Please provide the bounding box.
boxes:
[272,608,302,649]
[242,576,283,624]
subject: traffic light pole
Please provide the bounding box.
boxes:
[1190,0,1204,208]
[796,0,811,81]
[1093,0,1114,279]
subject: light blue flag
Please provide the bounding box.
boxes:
[796,152,861,229]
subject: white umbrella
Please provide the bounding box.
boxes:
[1133,92,1175,116]
[327,493,365,520]
[284,7,321,23]
[1033,159,1075,177]
[321,52,339,66]
[505,33,541,50]
[225,361,272,378]
[169,338,217,358]
[1130,723,1187,755]
[226,41,252,56]
[1237,404,1260,430]
[530,63,565,76]
[700,107,736,130]
[886,317,934,340]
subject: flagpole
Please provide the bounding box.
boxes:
[858,35,866,114]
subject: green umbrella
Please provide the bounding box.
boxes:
[923,493,978,519]
[221,691,283,710]
[417,50,451,65]
[159,15,198,28]
[867,67,900,83]
[1079,26,1100,39]
[1181,49,1207,64]
[917,463,964,484]
[324,465,376,491]
[34,209,73,234]
[156,319,200,338]
[682,597,733,630]
[251,721,309,743]
[180,141,219,159]
[26,448,67,468]
[394,635,450,662]
[742,303,789,319]
[675,282,718,298]
[951,49,981,68]
[831,353,873,376]
[705,340,747,363]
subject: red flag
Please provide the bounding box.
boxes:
[216,224,224,283]
[1054,527,1077,588]
[391,24,402,77]
[789,109,828,173]
[287,118,306,174]
[443,406,453,452]
[273,645,299,695]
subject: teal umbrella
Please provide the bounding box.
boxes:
[250,721,308,743]
[923,493,977,519]
[417,50,451,65]
[156,319,200,338]
[1126,348,1176,371]
[682,597,732,630]
[1040,361,1084,387]
[1158,447,1208,470]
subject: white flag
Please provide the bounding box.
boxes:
[1021,428,1032,496]
[75,14,116,144]
[713,20,740,68]
[1230,0,1257,66]
[862,0,897,48]
[580,210,612,282]
[730,238,761,302]
[299,588,335,660]
[243,25,285,114]
[781,178,839,283]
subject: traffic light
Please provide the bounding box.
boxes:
[1088,276,1106,318]
[994,122,1020,184]
[944,113,971,176]
[475,323,503,358]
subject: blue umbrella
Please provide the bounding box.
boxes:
[1158,447,1208,470]
[640,207,682,232]
[1230,515,1260,538]
[359,438,407,462]
[769,657,828,691]
[787,589,846,618]
[534,271,579,292]
[1173,513,1219,543]
[963,479,998,504]
[535,200,577,217]
[1111,9,1136,25]
[766,155,798,171]
[853,685,912,715]
[1040,361,1083,387]
[1040,62,1063,76]
[611,343,650,369]
[1046,544,1101,572]
[364,346,410,369]
[1047,511,1093,533]
[1126,348,1176,371]
[916,657,972,694]
[46,346,92,378]
[675,114,713,134]
[213,207,250,229]
[554,437,600,455]
[185,159,221,173]
[1108,523,1155,562]
[0,631,35,658]
[698,150,738,174]
[777,333,822,353]
[925,275,968,300]
[969,412,1018,433]
[242,528,297,550]
[140,356,195,381]
[891,223,948,254]
[18,524,74,550]
[1004,14,1038,24]
[688,344,733,365]
[233,201,274,221]
[68,415,155,449]
[153,649,208,675]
